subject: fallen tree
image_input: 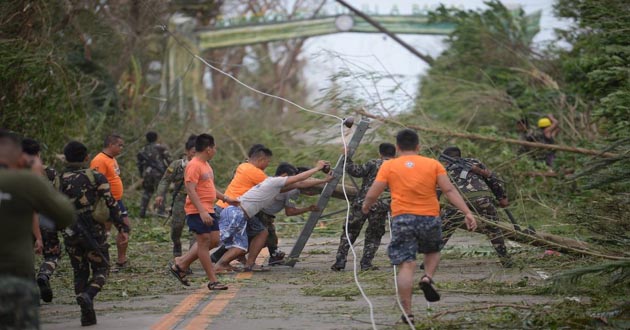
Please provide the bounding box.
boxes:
[302,182,628,260]
[357,110,620,158]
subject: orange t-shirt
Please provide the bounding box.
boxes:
[184,157,217,215]
[90,152,123,200]
[216,162,267,208]
[375,155,446,217]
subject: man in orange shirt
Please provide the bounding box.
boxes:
[210,144,272,265]
[90,134,131,268]
[362,129,477,325]
[168,134,238,291]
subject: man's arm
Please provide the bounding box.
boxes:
[31,175,76,229]
[345,158,371,178]
[285,205,319,216]
[95,173,129,234]
[361,181,387,214]
[478,162,508,208]
[436,175,477,231]
[215,190,239,206]
[284,160,328,186]
[283,173,334,192]
[136,152,145,176]
[32,214,42,254]
[155,160,178,207]
[545,114,560,139]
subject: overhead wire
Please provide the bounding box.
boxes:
[158,23,380,330]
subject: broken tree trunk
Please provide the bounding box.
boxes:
[358,111,619,158]
[300,183,358,200]
[484,218,628,260]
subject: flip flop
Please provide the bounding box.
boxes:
[207,281,228,291]
[419,275,440,302]
[397,314,414,325]
[168,261,190,286]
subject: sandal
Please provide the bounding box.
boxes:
[419,274,440,302]
[243,264,269,272]
[168,261,190,286]
[398,314,414,325]
[207,281,228,291]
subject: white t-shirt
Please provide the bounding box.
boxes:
[262,189,299,215]
[239,176,288,218]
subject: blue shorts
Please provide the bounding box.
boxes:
[117,200,128,216]
[219,206,248,251]
[388,214,442,265]
[246,213,266,237]
[186,213,219,234]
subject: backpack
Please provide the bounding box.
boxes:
[54,169,110,224]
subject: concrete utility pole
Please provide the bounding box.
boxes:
[335,0,435,65]
[285,118,371,267]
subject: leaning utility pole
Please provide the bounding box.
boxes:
[285,118,370,267]
[335,0,434,65]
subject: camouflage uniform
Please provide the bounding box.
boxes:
[0,275,40,330]
[137,142,171,217]
[58,163,129,300]
[37,166,62,287]
[156,158,194,256]
[440,158,511,265]
[333,158,390,270]
[532,131,556,167]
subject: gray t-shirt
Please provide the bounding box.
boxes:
[262,189,299,215]
[239,176,288,218]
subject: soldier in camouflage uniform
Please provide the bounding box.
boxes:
[155,135,197,257]
[59,141,131,326]
[137,131,171,218]
[331,143,396,271]
[439,146,513,268]
[1,129,76,330]
[21,137,65,303]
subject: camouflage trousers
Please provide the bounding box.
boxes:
[170,195,195,256]
[0,275,40,330]
[258,212,280,255]
[64,233,110,299]
[441,196,510,260]
[140,173,164,216]
[37,224,62,281]
[334,202,388,268]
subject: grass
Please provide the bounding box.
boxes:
[36,196,630,329]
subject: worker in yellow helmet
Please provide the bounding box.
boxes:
[535,114,560,167]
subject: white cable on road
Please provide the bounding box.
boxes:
[160,24,379,330]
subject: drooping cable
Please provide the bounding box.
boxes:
[159,24,379,330]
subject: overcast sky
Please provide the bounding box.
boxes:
[300,0,570,110]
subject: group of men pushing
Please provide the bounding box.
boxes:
[1,126,516,328]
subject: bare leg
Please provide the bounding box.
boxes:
[397,260,416,316]
[116,217,130,264]
[195,232,219,283]
[216,247,246,271]
[175,242,199,270]
[422,252,440,279]
[245,229,268,268]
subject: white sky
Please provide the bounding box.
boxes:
[301,0,570,109]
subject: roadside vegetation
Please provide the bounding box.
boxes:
[4,0,629,328]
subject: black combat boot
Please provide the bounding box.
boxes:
[77,292,96,326]
[360,264,380,271]
[331,258,345,271]
[37,275,53,303]
[173,243,182,257]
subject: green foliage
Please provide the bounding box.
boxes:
[554,0,630,139]
[553,0,630,192]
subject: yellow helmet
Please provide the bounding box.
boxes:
[538,117,552,128]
